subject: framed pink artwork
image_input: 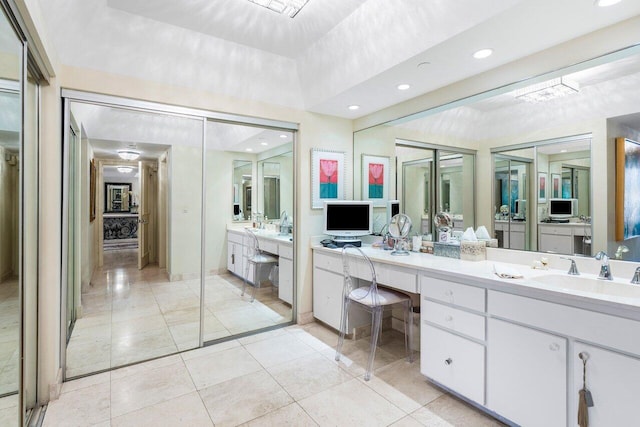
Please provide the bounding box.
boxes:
[311,148,345,209]
[361,154,390,207]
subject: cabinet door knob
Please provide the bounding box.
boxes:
[445,315,453,322]
[444,358,453,365]
[549,343,560,351]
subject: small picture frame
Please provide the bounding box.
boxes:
[361,154,390,207]
[311,148,345,209]
[538,172,547,203]
[551,173,560,199]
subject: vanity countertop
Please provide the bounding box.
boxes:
[313,244,640,321]
[103,213,139,218]
[227,226,293,244]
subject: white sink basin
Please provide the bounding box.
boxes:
[533,274,640,299]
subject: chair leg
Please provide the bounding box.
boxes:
[404,299,414,363]
[365,307,382,381]
[335,297,350,362]
[241,260,250,297]
[250,263,259,303]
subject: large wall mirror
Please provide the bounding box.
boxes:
[354,44,640,262]
[354,126,476,238]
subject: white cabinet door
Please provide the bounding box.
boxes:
[421,323,485,404]
[227,240,244,277]
[278,257,293,305]
[571,343,640,426]
[487,318,566,427]
[312,267,343,330]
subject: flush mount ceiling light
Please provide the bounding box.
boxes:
[348,105,360,111]
[261,142,269,146]
[117,150,140,161]
[246,148,253,152]
[247,0,310,18]
[117,166,133,173]
[514,77,579,102]
[473,48,493,59]
[280,134,287,138]
[397,84,411,91]
[595,0,621,6]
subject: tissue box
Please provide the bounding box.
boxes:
[480,238,498,248]
[460,241,487,261]
[434,242,461,259]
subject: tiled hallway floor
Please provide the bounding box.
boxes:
[47,323,504,427]
[66,249,292,378]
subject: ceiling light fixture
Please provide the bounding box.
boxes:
[560,149,568,153]
[514,77,579,102]
[280,134,287,139]
[473,48,493,59]
[117,166,133,174]
[348,105,360,111]
[117,150,141,161]
[595,0,621,6]
[246,148,253,152]
[397,84,411,91]
[247,0,310,18]
[261,142,269,146]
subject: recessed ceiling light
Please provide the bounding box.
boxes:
[261,142,268,146]
[280,134,287,139]
[348,105,360,110]
[246,148,253,152]
[473,48,493,59]
[397,84,411,91]
[560,149,568,153]
[595,0,621,6]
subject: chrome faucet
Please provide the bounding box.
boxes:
[631,267,640,285]
[594,251,613,280]
[560,257,579,275]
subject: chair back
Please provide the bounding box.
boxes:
[244,228,261,258]
[341,244,380,306]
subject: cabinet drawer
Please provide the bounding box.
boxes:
[279,244,293,259]
[421,277,485,312]
[227,231,244,244]
[422,300,485,341]
[489,290,640,356]
[538,234,572,254]
[539,225,572,236]
[376,264,418,294]
[509,223,526,233]
[314,252,342,272]
[259,239,279,255]
[421,323,485,405]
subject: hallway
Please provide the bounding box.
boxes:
[46,323,503,426]
[66,249,291,378]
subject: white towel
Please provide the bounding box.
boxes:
[493,264,524,279]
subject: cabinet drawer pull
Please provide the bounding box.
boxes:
[444,358,453,365]
[549,343,560,352]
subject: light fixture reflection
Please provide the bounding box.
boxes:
[397,84,411,91]
[117,166,133,173]
[514,77,579,102]
[473,48,493,59]
[118,150,140,161]
[348,105,360,110]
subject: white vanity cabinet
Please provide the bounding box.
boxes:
[227,232,245,277]
[538,223,573,254]
[494,221,525,250]
[571,343,640,426]
[278,244,293,305]
[420,276,486,405]
[487,318,567,427]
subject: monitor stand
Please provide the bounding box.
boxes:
[332,237,362,248]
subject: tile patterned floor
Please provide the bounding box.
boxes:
[46,323,505,427]
[0,278,19,427]
[66,249,292,378]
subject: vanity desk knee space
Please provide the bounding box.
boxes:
[227,228,293,304]
[312,245,640,426]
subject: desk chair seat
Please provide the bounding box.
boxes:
[335,245,413,381]
[242,229,278,303]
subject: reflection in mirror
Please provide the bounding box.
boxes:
[104,182,132,212]
[399,146,434,235]
[206,122,293,342]
[439,151,475,232]
[232,160,252,220]
[65,101,202,378]
[0,5,22,424]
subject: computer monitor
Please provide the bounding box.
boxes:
[387,200,400,224]
[549,198,578,219]
[323,201,373,242]
[515,199,526,218]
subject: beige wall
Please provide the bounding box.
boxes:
[0,145,18,282]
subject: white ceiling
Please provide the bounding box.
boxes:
[38,0,640,119]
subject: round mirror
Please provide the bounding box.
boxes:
[389,214,412,256]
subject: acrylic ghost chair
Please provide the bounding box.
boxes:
[241,228,278,303]
[335,244,414,381]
